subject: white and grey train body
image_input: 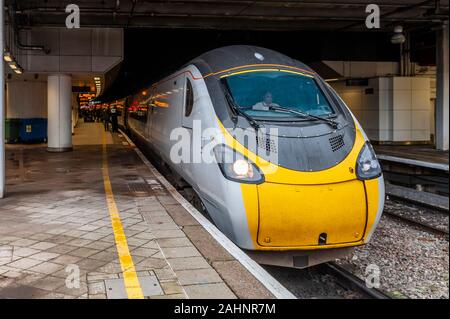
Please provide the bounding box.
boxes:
[118,46,385,268]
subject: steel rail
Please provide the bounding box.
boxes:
[384,211,449,237]
[323,262,392,299]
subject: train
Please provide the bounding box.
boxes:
[107,46,385,268]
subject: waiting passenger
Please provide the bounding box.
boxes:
[103,108,110,131]
[110,107,119,133]
[252,91,280,111]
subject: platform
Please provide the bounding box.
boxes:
[0,122,287,299]
[374,145,449,172]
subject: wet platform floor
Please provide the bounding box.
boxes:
[0,122,274,299]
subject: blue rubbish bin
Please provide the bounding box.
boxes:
[19,118,48,143]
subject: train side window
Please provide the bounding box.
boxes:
[185,78,194,117]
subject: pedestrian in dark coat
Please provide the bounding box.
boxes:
[110,106,119,133]
[103,108,110,131]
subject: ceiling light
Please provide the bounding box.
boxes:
[391,25,406,44]
[14,68,23,74]
[3,49,13,62]
[4,55,12,62]
[9,62,18,70]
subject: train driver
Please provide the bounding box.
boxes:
[252,91,280,111]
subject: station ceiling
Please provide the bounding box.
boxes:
[6,0,449,31]
[5,1,448,101]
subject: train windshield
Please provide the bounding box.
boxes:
[221,70,334,119]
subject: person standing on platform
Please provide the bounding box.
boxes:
[97,107,103,122]
[103,107,110,132]
[110,106,119,133]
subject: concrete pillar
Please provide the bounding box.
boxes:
[47,74,73,152]
[436,22,449,150]
[0,0,5,198]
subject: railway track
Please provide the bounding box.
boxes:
[384,192,449,238]
[384,211,449,238]
[321,262,392,299]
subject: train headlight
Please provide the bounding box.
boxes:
[233,159,252,176]
[356,142,382,180]
[213,144,264,184]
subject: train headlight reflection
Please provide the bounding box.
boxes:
[356,142,382,180]
[214,144,264,184]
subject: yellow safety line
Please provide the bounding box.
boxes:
[101,131,144,299]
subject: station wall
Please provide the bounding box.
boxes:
[325,60,435,143]
[323,61,399,78]
[6,75,80,135]
[17,27,123,74]
[332,77,431,143]
[6,77,47,119]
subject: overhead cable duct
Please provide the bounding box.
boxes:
[8,4,50,54]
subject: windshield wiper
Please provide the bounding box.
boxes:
[268,105,340,129]
[221,83,260,131]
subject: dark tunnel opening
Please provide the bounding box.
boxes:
[98,28,436,102]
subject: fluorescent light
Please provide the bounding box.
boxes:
[94,77,101,81]
[9,62,18,70]
[14,69,23,74]
[3,50,13,62]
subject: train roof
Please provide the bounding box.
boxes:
[188,45,315,76]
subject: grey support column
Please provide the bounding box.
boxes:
[436,22,449,151]
[47,74,73,152]
[0,0,5,198]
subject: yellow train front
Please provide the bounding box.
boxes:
[120,45,385,268]
[188,46,385,268]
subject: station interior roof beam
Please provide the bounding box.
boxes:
[5,0,450,31]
